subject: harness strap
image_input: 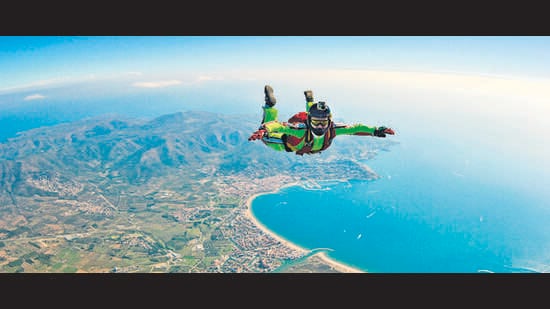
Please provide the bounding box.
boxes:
[295,122,335,156]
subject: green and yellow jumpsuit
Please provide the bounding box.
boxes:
[260,100,381,154]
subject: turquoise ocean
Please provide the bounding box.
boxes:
[251,135,550,273]
[2,86,549,273]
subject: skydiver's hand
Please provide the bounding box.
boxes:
[373,126,395,138]
[248,129,267,141]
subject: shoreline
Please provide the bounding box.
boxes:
[244,182,366,273]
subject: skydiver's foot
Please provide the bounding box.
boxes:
[264,85,276,107]
[304,90,314,103]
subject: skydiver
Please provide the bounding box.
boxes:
[248,85,396,156]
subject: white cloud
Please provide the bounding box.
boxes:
[0,78,67,94]
[24,94,46,101]
[0,72,149,95]
[132,80,182,88]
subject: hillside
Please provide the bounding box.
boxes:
[0,111,396,273]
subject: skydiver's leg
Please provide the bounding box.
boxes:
[262,105,278,123]
[262,85,278,123]
[304,89,314,112]
[260,85,286,151]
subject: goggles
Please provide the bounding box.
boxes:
[310,119,329,126]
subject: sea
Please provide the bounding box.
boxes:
[2,87,549,273]
[250,135,550,273]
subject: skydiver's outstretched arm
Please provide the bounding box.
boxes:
[334,123,395,137]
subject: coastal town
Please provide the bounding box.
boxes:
[0,164,371,273]
[0,111,388,273]
[196,170,371,273]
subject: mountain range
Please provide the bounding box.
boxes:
[0,110,396,272]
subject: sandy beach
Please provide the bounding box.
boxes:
[245,186,366,273]
[314,251,364,273]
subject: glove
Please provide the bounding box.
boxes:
[373,126,395,138]
[248,129,267,141]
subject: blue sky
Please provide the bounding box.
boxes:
[0,36,549,199]
[2,36,550,147]
[2,36,550,92]
[2,36,550,148]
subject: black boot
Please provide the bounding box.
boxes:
[304,90,314,103]
[264,85,276,107]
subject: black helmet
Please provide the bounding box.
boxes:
[308,102,332,136]
[309,101,331,118]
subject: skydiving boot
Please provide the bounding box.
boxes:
[304,90,314,103]
[264,85,277,107]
